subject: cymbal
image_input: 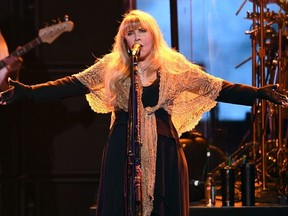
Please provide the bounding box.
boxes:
[277,0,288,12]
[249,0,288,12]
[246,10,288,22]
[249,0,277,5]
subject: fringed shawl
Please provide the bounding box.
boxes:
[73,54,223,215]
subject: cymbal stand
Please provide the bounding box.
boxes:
[247,1,288,199]
[245,0,269,192]
[258,0,270,192]
[251,2,259,168]
[276,17,288,202]
[213,1,288,201]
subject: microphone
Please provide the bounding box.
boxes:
[130,43,141,56]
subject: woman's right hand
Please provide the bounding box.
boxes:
[0,79,32,105]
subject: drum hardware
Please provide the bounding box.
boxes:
[211,142,254,181]
[180,130,227,201]
[243,1,288,199]
[246,10,288,23]
[209,0,288,202]
[277,0,288,12]
[249,0,288,11]
[210,139,283,191]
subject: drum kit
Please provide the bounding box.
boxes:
[182,0,288,203]
[244,0,288,201]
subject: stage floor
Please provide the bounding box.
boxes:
[90,200,288,216]
[90,184,288,216]
[189,195,288,216]
[90,183,288,215]
[190,203,288,216]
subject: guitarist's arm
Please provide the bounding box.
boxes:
[0,56,23,91]
[0,67,10,91]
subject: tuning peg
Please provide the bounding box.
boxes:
[51,19,58,25]
[43,22,50,27]
[64,15,69,21]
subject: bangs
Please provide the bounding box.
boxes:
[121,15,150,35]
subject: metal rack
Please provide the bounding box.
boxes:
[212,0,288,202]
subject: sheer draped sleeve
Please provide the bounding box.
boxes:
[73,56,113,114]
[158,61,223,136]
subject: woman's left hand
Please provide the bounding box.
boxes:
[257,84,288,108]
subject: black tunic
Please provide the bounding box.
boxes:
[96,77,189,216]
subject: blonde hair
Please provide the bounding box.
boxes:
[103,9,198,105]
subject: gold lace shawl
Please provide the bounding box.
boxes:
[73,55,223,215]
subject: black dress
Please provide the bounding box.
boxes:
[96,77,189,216]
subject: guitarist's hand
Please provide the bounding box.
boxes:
[0,55,23,91]
[4,55,23,73]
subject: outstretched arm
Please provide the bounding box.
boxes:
[0,76,90,105]
[217,81,288,108]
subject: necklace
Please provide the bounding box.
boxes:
[138,69,157,86]
[138,67,144,74]
[137,64,148,74]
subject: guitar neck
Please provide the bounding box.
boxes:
[0,37,42,69]
[0,18,74,70]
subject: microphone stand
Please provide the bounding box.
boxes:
[126,52,143,216]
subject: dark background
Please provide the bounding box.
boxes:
[0,1,251,216]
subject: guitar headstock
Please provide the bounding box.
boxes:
[39,16,74,44]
